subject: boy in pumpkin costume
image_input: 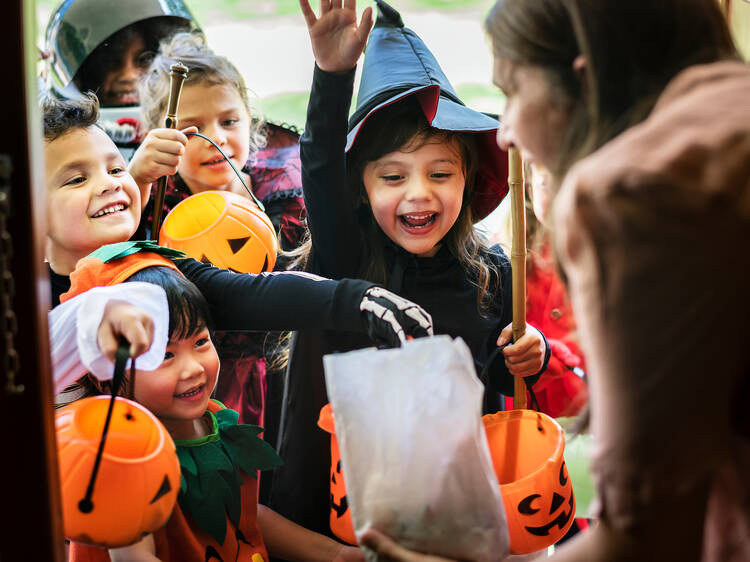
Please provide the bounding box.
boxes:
[57,243,367,561]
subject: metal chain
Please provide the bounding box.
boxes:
[0,154,23,395]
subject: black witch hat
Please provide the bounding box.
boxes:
[346,0,508,221]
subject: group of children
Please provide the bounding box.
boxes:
[43,0,589,559]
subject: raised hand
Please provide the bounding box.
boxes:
[300,0,374,73]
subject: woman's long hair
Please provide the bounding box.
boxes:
[485,0,738,181]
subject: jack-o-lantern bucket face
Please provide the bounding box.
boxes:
[483,410,575,555]
[317,403,357,545]
[56,396,181,548]
[159,190,278,274]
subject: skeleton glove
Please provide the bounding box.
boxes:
[359,286,434,348]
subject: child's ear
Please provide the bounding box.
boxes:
[572,55,587,82]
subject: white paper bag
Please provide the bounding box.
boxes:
[324,336,509,562]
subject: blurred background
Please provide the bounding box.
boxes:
[36,0,506,132]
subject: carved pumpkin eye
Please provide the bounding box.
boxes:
[483,410,577,555]
[160,191,278,274]
[56,396,180,548]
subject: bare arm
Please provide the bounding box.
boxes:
[258,504,364,562]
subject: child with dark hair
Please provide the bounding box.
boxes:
[263,0,550,537]
[56,246,368,561]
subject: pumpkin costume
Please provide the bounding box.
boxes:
[69,400,282,562]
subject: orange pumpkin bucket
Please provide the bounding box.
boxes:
[56,396,181,548]
[159,190,278,274]
[483,410,575,554]
[317,403,357,545]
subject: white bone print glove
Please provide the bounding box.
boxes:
[359,286,434,347]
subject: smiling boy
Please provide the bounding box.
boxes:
[44,95,143,283]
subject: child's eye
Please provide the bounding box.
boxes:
[431,172,453,179]
[381,174,403,182]
[195,337,210,348]
[163,351,174,361]
[63,176,86,187]
[222,119,238,127]
[109,167,125,175]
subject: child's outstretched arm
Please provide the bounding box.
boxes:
[127,126,198,210]
[175,260,432,346]
[300,0,373,73]
[258,504,365,562]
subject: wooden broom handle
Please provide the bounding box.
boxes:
[508,147,527,409]
[150,62,188,239]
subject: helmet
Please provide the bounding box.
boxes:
[45,0,198,100]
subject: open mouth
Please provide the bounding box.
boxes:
[174,383,205,399]
[399,212,437,229]
[91,202,127,218]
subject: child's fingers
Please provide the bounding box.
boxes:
[123,320,154,359]
[180,125,198,137]
[319,0,331,18]
[97,324,119,362]
[357,6,374,44]
[299,0,317,28]
[506,357,542,377]
[147,128,191,146]
[147,138,186,158]
[496,324,513,346]
[503,335,538,357]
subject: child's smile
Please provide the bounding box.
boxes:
[363,137,465,257]
[173,382,207,401]
[90,200,130,219]
[134,327,219,440]
[45,126,141,274]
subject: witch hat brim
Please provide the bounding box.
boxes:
[346,0,508,222]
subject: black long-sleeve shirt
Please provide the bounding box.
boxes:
[266,66,545,537]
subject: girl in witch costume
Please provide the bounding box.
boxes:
[265,0,550,536]
[59,245,367,562]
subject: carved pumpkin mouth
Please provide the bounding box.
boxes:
[523,492,574,537]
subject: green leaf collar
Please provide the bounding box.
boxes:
[173,404,282,544]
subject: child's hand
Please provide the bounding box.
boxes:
[127,126,198,208]
[300,0,374,73]
[333,544,366,562]
[497,323,547,377]
[97,300,156,362]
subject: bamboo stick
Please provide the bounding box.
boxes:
[150,62,188,239]
[508,147,528,410]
